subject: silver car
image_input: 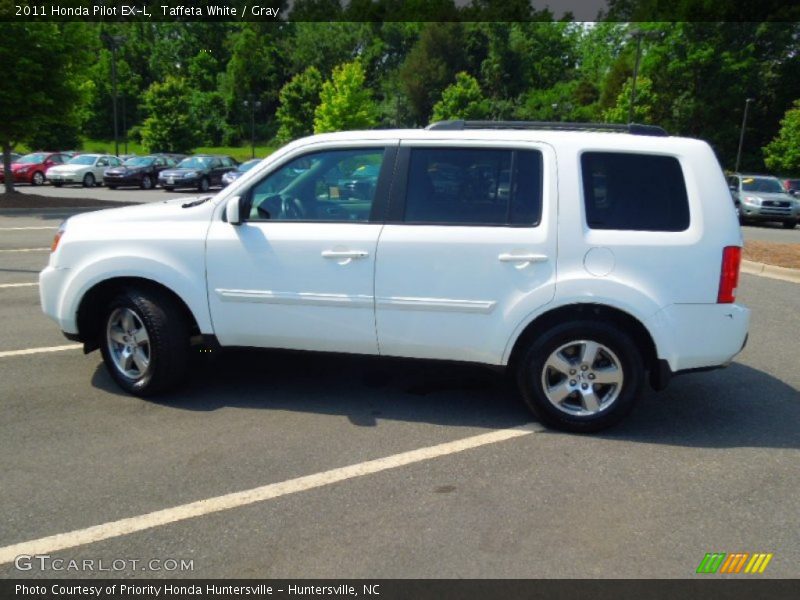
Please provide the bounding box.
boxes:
[728,174,799,229]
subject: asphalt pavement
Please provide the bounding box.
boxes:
[0,207,798,579]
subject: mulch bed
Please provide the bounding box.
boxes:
[744,240,800,270]
[0,191,134,209]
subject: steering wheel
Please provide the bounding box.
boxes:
[255,193,305,220]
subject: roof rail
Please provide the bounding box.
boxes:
[425,120,669,137]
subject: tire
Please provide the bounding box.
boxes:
[83,173,95,187]
[198,177,210,193]
[141,175,153,190]
[31,171,45,186]
[163,186,174,192]
[782,220,797,229]
[52,181,63,187]
[99,287,190,396]
[108,185,117,190]
[515,321,644,433]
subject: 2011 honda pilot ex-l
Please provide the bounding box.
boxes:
[40,121,750,432]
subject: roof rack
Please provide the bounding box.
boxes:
[425,120,668,137]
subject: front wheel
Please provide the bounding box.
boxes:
[100,287,190,396]
[31,171,45,186]
[141,175,153,190]
[516,321,644,432]
[83,173,95,187]
[783,220,797,229]
[198,177,210,192]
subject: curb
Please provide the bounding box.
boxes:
[741,259,800,284]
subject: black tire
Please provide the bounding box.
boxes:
[782,220,797,229]
[31,171,45,186]
[198,177,210,192]
[141,175,153,190]
[83,173,95,187]
[107,185,117,190]
[52,181,63,187]
[99,287,190,396]
[163,186,174,192]
[515,321,644,433]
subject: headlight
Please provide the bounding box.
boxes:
[51,220,67,253]
[743,196,762,205]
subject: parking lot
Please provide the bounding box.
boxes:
[0,199,798,579]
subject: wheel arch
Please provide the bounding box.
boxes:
[506,303,658,376]
[75,277,201,349]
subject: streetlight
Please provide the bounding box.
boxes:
[735,98,754,173]
[100,32,126,157]
[243,97,262,159]
[626,29,661,124]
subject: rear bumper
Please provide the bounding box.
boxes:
[646,303,750,373]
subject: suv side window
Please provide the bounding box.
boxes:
[402,147,542,226]
[581,152,690,232]
[245,148,386,222]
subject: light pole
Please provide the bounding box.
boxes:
[626,29,660,124]
[243,97,262,159]
[100,33,126,157]
[735,98,754,173]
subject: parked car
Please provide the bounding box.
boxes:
[104,155,178,190]
[40,121,750,433]
[0,152,69,186]
[47,154,122,187]
[158,155,237,192]
[221,158,260,187]
[728,173,799,229]
[782,178,800,197]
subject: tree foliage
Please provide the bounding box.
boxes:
[763,100,800,174]
[276,67,324,144]
[432,73,491,121]
[314,61,378,134]
[139,77,199,153]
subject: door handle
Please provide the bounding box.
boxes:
[321,250,369,259]
[498,253,548,263]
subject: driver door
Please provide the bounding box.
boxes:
[205,143,397,354]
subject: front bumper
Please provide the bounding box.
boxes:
[740,203,798,221]
[39,265,78,334]
[104,174,142,186]
[47,173,81,184]
[159,175,200,188]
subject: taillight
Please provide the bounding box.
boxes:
[717,246,741,303]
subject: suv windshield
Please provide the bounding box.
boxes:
[124,157,154,167]
[68,155,98,166]
[178,157,211,169]
[741,177,784,193]
[17,153,47,164]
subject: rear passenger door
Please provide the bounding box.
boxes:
[374,142,558,365]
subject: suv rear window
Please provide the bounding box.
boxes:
[581,152,690,232]
[403,148,542,226]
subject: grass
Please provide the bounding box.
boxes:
[78,139,278,163]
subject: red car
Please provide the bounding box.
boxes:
[0,152,69,185]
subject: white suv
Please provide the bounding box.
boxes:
[40,121,750,432]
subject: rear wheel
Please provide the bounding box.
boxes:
[52,181,63,187]
[107,185,117,190]
[100,287,190,396]
[31,171,45,186]
[82,173,95,187]
[783,220,797,229]
[163,186,174,192]
[516,321,644,432]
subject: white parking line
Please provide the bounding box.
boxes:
[0,247,49,253]
[0,226,58,231]
[0,282,38,289]
[0,344,81,358]
[0,423,538,564]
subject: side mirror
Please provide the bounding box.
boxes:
[225,196,242,225]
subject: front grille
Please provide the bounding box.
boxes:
[760,207,791,216]
[762,200,790,208]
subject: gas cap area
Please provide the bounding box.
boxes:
[583,247,615,277]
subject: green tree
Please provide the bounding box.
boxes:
[0,23,87,193]
[432,72,491,121]
[314,61,378,133]
[139,77,199,153]
[276,67,324,144]
[763,100,800,174]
